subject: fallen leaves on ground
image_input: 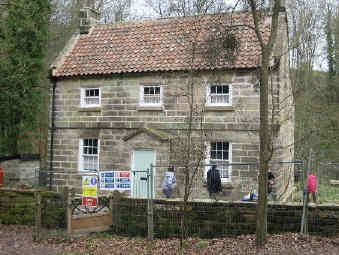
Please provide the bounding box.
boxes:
[0,225,338,255]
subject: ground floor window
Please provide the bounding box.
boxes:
[79,138,100,171]
[206,141,232,182]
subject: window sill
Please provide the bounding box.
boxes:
[137,105,164,111]
[205,105,234,111]
[221,182,233,189]
[78,107,102,112]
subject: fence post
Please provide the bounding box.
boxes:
[301,148,312,234]
[147,165,154,241]
[34,168,41,241]
[64,186,72,235]
[34,190,41,241]
[111,192,121,234]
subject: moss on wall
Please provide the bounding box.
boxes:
[112,198,339,238]
[0,189,65,228]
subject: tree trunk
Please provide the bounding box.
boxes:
[256,49,270,247]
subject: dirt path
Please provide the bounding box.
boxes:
[0,225,338,255]
[0,226,63,255]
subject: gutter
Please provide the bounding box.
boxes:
[48,69,57,191]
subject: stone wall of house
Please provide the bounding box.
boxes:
[48,65,293,200]
[48,70,263,199]
[51,70,259,129]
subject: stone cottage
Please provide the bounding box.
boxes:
[48,4,294,201]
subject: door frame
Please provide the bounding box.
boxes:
[131,149,156,198]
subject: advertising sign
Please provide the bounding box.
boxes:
[82,175,98,207]
[100,171,131,191]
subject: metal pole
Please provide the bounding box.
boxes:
[301,148,312,234]
[146,167,151,240]
[149,164,154,240]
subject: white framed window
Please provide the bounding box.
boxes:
[80,88,101,107]
[139,85,163,106]
[78,138,100,172]
[206,84,232,106]
[206,141,232,182]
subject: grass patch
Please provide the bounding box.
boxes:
[195,240,209,249]
[317,184,339,203]
[292,182,339,203]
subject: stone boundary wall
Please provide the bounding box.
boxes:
[1,190,337,238]
[112,198,339,238]
[0,188,65,228]
[0,156,40,187]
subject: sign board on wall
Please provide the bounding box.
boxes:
[99,171,131,191]
[82,175,98,207]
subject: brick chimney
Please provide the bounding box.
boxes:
[80,0,100,34]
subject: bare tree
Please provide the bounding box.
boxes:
[145,0,229,17]
[164,10,239,252]
[244,0,283,246]
[100,0,131,23]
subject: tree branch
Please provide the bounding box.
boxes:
[248,0,264,48]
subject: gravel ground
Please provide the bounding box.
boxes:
[0,225,338,255]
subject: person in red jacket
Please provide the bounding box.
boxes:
[307,173,317,203]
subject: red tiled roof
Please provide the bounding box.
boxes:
[52,12,270,77]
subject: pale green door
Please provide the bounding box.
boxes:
[132,150,155,198]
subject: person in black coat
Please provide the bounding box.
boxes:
[207,164,222,200]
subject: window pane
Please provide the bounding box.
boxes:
[222,86,229,94]
[211,142,216,150]
[210,151,216,159]
[223,142,229,151]
[217,86,222,93]
[143,86,161,104]
[81,138,99,171]
[210,160,229,178]
[155,87,160,94]
[84,89,100,106]
[210,86,216,94]
[223,151,228,160]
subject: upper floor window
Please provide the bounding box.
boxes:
[206,84,232,106]
[79,138,100,172]
[206,141,232,182]
[80,88,101,107]
[139,85,163,106]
